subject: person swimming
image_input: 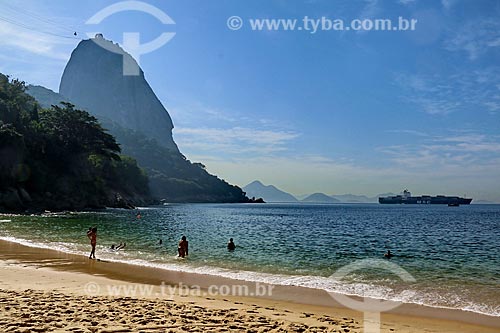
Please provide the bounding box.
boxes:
[178,236,189,258]
[227,238,236,251]
[110,242,126,251]
[384,250,393,259]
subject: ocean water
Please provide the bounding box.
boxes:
[1,203,499,316]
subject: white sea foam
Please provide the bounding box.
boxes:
[0,236,85,256]
[0,235,498,317]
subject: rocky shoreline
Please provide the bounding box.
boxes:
[0,186,152,214]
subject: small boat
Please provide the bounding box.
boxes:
[448,203,460,207]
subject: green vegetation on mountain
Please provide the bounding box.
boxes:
[27,85,250,203]
[106,122,249,202]
[0,74,150,212]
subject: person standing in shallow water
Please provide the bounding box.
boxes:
[178,236,189,258]
[227,238,236,251]
[87,227,97,259]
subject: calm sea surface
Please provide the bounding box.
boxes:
[1,203,499,316]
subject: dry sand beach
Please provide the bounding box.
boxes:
[1,239,499,333]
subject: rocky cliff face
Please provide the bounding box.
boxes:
[59,36,178,152]
[33,36,250,203]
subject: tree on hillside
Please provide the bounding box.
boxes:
[0,73,150,212]
[35,102,121,165]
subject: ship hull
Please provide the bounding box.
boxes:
[379,196,472,205]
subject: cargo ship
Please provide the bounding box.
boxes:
[379,190,472,205]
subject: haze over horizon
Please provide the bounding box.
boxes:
[1,0,499,201]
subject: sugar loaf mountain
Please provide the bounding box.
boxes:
[0,35,251,212]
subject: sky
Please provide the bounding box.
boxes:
[1,0,499,201]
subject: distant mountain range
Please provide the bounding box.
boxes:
[243,180,394,203]
[302,193,340,203]
[329,194,374,203]
[243,181,298,202]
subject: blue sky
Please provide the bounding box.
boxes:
[1,0,499,201]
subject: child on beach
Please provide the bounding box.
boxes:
[87,227,97,259]
[178,236,188,258]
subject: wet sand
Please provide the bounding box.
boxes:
[0,239,499,332]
